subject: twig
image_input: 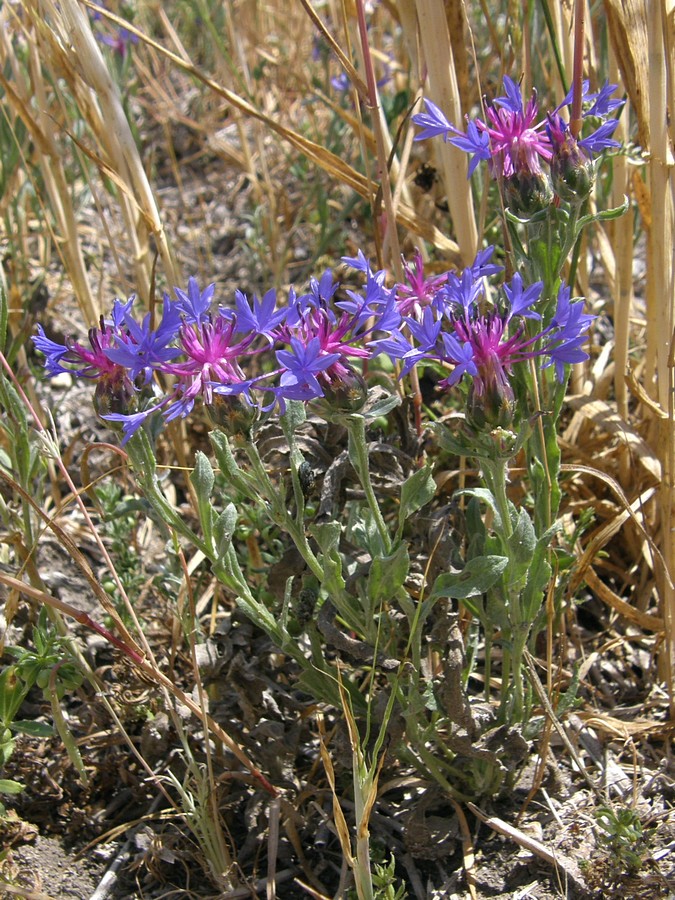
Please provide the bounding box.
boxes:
[449,799,478,900]
[523,649,602,797]
[467,802,587,894]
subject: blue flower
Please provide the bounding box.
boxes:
[33,326,71,376]
[103,405,163,444]
[341,250,372,275]
[231,288,286,339]
[541,335,590,382]
[276,337,341,401]
[412,98,454,141]
[447,119,492,176]
[104,301,181,383]
[493,75,524,114]
[579,119,620,154]
[586,81,623,117]
[439,334,478,386]
[174,277,216,325]
[503,273,543,321]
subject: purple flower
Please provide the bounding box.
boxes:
[160,312,257,413]
[230,288,286,339]
[503,273,543,321]
[97,26,139,58]
[33,308,145,420]
[34,318,123,381]
[379,262,593,423]
[395,250,448,318]
[414,75,622,185]
[276,269,400,406]
[331,72,351,92]
[276,336,341,400]
[482,86,552,178]
[174,277,216,326]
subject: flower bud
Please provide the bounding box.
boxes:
[467,359,515,430]
[547,114,594,202]
[206,393,257,437]
[503,170,553,217]
[93,369,136,419]
[318,367,368,414]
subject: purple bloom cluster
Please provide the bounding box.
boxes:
[33,252,595,440]
[374,248,594,425]
[33,271,399,442]
[413,76,621,183]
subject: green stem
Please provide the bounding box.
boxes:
[346,416,391,553]
[48,663,88,787]
[242,439,324,582]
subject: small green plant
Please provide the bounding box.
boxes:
[372,854,407,900]
[0,607,86,803]
[594,805,646,873]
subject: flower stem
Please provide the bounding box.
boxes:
[346,415,391,553]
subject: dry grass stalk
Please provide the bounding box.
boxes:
[100,7,461,258]
[594,1,675,713]
[0,11,100,324]
[408,0,478,263]
[41,0,179,298]
[608,59,634,420]
[645,3,675,706]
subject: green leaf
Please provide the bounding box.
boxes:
[430,555,509,600]
[457,487,502,529]
[210,430,258,496]
[213,503,238,559]
[190,451,215,544]
[506,507,536,586]
[398,465,435,536]
[466,496,486,557]
[521,536,554,623]
[0,667,28,725]
[364,392,401,419]
[310,521,345,595]
[311,520,341,555]
[0,779,24,795]
[191,450,214,498]
[367,543,410,606]
[10,720,54,738]
[431,422,475,457]
[576,196,629,233]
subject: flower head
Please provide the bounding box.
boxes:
[413,75,622,195]
[380,257,593,427]
[395,250,448,318]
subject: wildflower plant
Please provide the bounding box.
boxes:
[31,65,623,847]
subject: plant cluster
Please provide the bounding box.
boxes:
[3,0,666,894]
